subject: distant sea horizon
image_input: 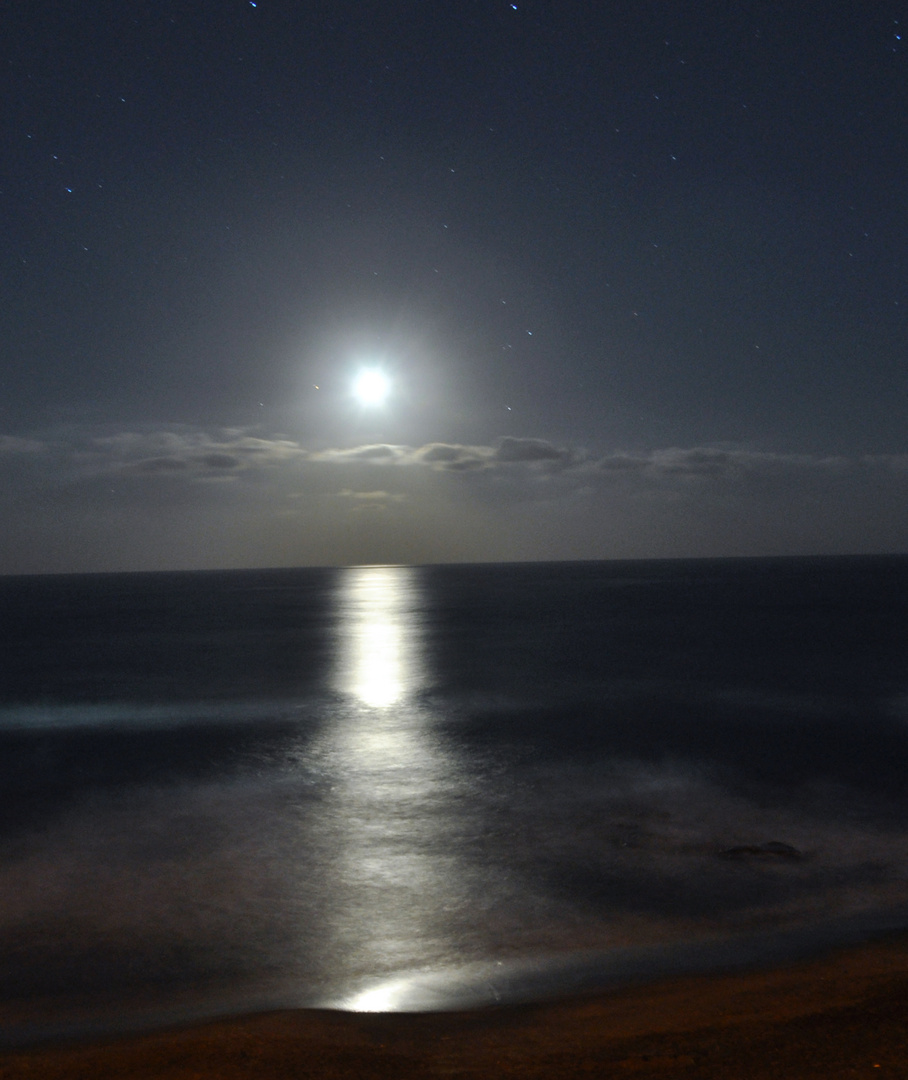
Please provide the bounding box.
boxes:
[4,549,908,577]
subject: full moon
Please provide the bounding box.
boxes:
[352,368,391,406]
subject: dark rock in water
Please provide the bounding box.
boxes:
[718,841,804,861]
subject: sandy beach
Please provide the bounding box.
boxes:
[2,934,906,1079]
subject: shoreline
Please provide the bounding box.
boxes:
[6,908,908,1048]
[2,933,906,1078]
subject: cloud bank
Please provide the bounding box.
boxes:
[1,425,906,572]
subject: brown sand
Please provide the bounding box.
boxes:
[2,935,906,1079]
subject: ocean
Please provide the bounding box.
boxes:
[1,556,907,1041]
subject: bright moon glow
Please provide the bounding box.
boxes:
[353,368,391,406]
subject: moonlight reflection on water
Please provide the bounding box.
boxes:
[2,560,908,1039]
[309,566,486,985]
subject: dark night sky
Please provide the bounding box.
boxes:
[2,1,907,571]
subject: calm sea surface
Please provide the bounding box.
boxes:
[1,556,907,1040]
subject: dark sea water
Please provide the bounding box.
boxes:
[1,556,907,1041]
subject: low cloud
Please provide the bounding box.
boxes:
[0,422,905,571]
[337,489,406,502]
[86,429,308,477]
[0,424,902,496]
[0,435,48,456]
[414,443,492,470]
[130,456,191,473]
[495,436,578,465]
[314,443,406,464]
[0,424,899,494]
[597,447,852,484]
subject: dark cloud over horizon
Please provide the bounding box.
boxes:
[1,422,905,573]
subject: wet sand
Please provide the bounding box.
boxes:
[2,934,906,1079]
